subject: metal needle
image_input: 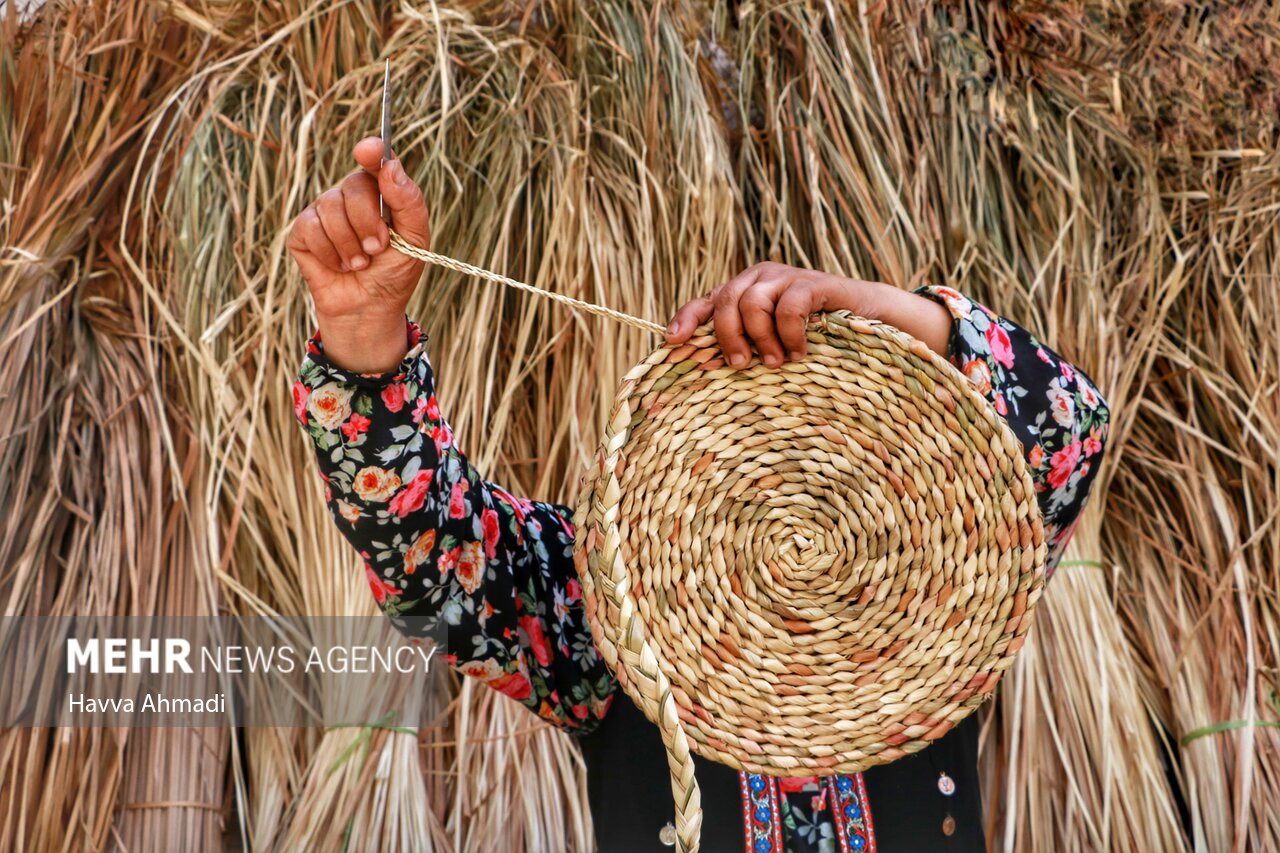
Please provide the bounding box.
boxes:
[379,56,392,224]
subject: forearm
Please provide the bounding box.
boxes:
[914,285,1112,573]
[293,315,616,730]
[852,280,954,357]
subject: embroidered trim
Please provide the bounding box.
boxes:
[740,771,784,853]
[738,771,876,852]
[830,772,876,852]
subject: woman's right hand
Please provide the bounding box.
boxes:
[287,136,432,374]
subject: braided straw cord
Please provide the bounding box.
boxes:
[388,229,667,335]
[387,231,1046,853]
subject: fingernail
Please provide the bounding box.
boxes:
[349,254,368,270]
[764,354,781,368]
[362,237,381,253]
[729,353,747,367]
[392,160,411,186]
[789,351,804,361]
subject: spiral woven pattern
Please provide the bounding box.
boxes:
[572,312,1047,853]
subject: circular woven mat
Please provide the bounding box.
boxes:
[572,311,1047,853]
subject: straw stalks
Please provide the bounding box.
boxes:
[3,0,1277,850]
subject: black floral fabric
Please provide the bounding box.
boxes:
[292,284,1111,851]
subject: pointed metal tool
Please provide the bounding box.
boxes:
[379,56,393,224]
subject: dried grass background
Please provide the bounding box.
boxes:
[2,1,1277,850]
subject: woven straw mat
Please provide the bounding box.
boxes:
[571,310,1047,853]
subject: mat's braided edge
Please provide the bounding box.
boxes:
[388,230,667,335]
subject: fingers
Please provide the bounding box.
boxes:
[315,188,367,270]
[290,206,343,273]
[739,280,787,367]
[286,208,330,283]
[353,136,431,247]
[285,136,430,295]
[774,283,818,359]
[286,171,388,281]
[341,170,389,256]
[713,268,760,368]
[665,295,714,344]
[670,263,823,369]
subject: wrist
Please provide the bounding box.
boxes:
[315,310,411,375]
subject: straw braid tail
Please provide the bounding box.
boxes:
[611,546,704,853]
[387,229,667,336]
[657,664,704,852]
[573,382,706,853]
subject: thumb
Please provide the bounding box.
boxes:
[376,158,431,248]
[352,138,431,248]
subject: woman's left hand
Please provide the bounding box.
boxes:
[664,262,953,367]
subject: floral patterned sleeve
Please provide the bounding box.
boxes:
[913,285,1112,575]
[292,316,616,732]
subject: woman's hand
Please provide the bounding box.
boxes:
[664,263,954,366]
[287,136,432,374]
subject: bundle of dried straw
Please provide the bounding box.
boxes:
[3,1,1276,850]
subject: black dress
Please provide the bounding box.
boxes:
[580,690,986,852]
[292,284,1112,852]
